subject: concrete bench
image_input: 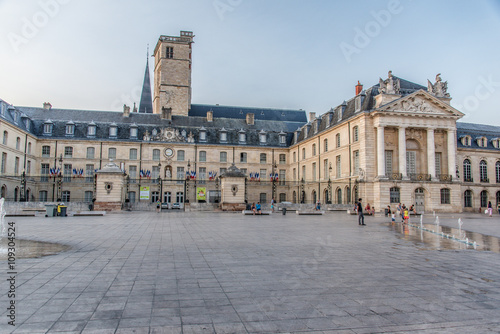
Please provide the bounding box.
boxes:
[73,211,106,216]
[22,208,46,213]
[6,212,36,217]
[242,210,272,215]
[296,211,324,215]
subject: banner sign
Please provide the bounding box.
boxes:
[140,186,150,200]
[196,187,206,201]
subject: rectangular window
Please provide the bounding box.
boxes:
[63,164,72,182]
[260,153,267,164]
[41,163,49,182]
[64,147,73,158]
[293,168,296,181]
[128,191,136,203]
[42,146,51,157]
[312,163,317,181]
[220,151,227,162]
[199,151,206,162]
[1,153,6,173]
[279,154,286,164]
[129,166,137,183]
[66,124,74,135]
[87,125,96,137]
[153,149,160,161]
[353,151,359,176]
[129,148,137,160]
[86,164,94,182]
[336,155,341,178]
[108,148,117,159]
[87,147,95,159]
[16,137,20,150]
[324,159,329,180]
[279,169,285,185]
[435,152,441,176]
[440,188,450,204]
[43,123,52,134]
[406,151,416,175]
[177,167,184,183]
[199,167,206,184]
[27,160,31,174]
[166,47,174,59]
[176,192,184,203]
[177,150,185,161]
[14,157,19,175]
[240,152,247,163]
[260,193,267,204]
[260,169,267,180]
[336,134,341,148]
[385,150,393,176]
[109,126,117,137]
[390,187,400,203]
[39,190,48,202]
[84,191,93,202]
[324,139,328,152]
[302,165,306,181]
[293,152,296,163]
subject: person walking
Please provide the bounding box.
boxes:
[488,201,493,217]
[357,198,365,226]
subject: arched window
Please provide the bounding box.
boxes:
[440,188,450,204]
[312,190,317,203]
[497,191,500,207]
[337,188,342,204]
[480,190,488,208]
[312,144,316,156]
[496,161,500,183]
[1,185,6,198]
[302,148,306,160]
[463,159,472,182]
[16,137,20,150]
[480,160,488,182]
[464,190,472,207]
[336,133,341,148]
[353,126,359,142]
[324,139,328,152]
[292,191,297,204]
[390,187,400,203]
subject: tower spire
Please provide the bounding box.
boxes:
[138,45,153,114]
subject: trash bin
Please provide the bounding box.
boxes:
[384,208,389,216]
[45,204,57,217]
[282,207,286,215]
[88,204,93,211]
[58,205,67,217]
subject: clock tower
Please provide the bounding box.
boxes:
[153,31,194,116]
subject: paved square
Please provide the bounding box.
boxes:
[1,211,500,333]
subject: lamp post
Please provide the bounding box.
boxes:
[300,177,305,204]
[157,162,162,203]
[57,154,63,201]
[20,169,26,202]
[328,162,332,204]
[185,160,190,203]
[214,176,219,203]
[272,160,277,201]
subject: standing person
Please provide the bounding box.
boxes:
[396,203,402,218]
[488,201,493,217]
[497,202,500,215]
[156,200,160,213]
[357,198,365,226]
[403,206,409,224]
[270,198,275,212]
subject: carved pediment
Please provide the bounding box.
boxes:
[143,127,187,142]
[378,91,463,118]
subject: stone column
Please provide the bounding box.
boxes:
[427,128,436,179]
[399,126,407,179]
[447,129,457,180]
[377,126,386,178]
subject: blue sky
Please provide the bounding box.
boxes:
[1,0,500,124]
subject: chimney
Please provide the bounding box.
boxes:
[161,106,172,120]
[133,102,138,113]
[355,81,363,95]
[43,102,52,110]
[309,112,316,122]
[207,111,213,122]
[123,104,130,118]
[246,113,254,125]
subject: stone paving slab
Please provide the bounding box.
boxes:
[0,211,499,333]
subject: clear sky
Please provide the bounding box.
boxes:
[1,0,499,124]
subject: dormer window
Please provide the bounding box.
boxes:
[220,128,227,143]
[279,131,286,146]
[24,118,30,131]
[460,135,471,146]
[87,122,96,138]
[130,123,138,139]
[476,136,487,148]
[0,103,5,117]
[13,111,19,124]
[238,129,246,144]
[65,121,75,136]
[43,120,53,136]
[491,138,500,149]
[259,130,267,145]
[199,126,207,142]
[109,123,117,138]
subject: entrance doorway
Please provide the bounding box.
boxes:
[415,188,425,214]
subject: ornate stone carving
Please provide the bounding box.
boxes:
[427,73,450,98]
[378,70,400,95]
[187,131,195,143]
[400,97,434,113]
[143,127,187,142]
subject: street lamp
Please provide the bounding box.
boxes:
[157,162,162,203]
[57,154,63,201]
[20,169,26,202]
[272,160,277,200]
[328,162,332,204]
[300,177,305,204]
[185,160,191,203]
[214,176,220,203]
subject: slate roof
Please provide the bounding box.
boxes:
[13,102,306,147]
[456,122,500,151]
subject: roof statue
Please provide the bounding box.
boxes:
[427,73,450,98]
[378,70,400,95]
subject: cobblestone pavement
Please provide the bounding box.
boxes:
[1,211,499,333]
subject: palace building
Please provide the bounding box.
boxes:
[1,31,499,212]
